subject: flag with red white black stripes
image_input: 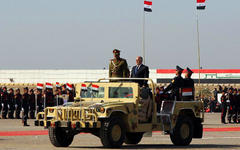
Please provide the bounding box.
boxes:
[197,0,206,10]
[144,0,152,12]
[37,83,43,89]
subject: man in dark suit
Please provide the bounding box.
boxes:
[131,56,149,87]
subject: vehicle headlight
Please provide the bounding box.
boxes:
[96,107,105,113]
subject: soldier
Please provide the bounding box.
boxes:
[232,89,238,123]
[37,89,43,113]
[29,89,36,119]
[163,66,184,101]
[0,87,2,118]
[183,67,195,100]
[237,89,240,123]
[184,67,194,88]
[22,87,30,126]
[8,88,15,119]
[109,49,130,79]
[46,88,54,107]
[227,88,234,123]
[1,87,8,119]
[15,88,22,119]
[221,90,227,124]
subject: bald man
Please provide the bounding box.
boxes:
[130,56,149,87]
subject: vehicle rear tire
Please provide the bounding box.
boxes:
[49,127,74,147]
[170,116,193,146]
[100,117,126,148]
[125,132,144,144]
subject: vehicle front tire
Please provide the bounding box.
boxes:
[49,127,74,147]
[125,132,144,144]
[100,117,126,148]
[170,116,193,146]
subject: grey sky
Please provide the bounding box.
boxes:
[0,0,239,69]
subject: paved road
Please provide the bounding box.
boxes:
[0,113,240,150]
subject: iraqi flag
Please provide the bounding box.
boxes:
[66,83,73,90]
[182,88,193,96]
[46,82,53,89]
[91,84,99,92]
[37,83,43,89]
[81,84,87,91]
[144,0,152,12]
[197,0,206,10]
[56,82,60,88]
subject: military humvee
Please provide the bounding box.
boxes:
[35,78,204,148]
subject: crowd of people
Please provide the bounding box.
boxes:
[218,86,240,124]
[0,84,76,122]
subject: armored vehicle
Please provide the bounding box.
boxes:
[35,78,204,148]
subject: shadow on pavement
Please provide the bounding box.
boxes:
[70,144,240,149]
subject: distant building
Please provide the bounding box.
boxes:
[0,69,240,85]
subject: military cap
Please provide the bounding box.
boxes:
[113,49,120,54]
[186,67,193,74]
[176,65,184,72]
[24,87,28,90]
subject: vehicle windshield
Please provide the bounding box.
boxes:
[80,87,105,98]
[109,87,133,98]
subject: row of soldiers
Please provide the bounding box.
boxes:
[221,88,240,124]
[0,85,75,120]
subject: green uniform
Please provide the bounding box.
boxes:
[109,58,130,78]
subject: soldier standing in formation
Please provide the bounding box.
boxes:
[15,88,22,119]
[8,88,15,119]
[22,87,30,126]
[221,90,227,124]
[0,88,2,118]
[163,66,184,101]
[29,89,36,119]
[109,49,130,79]
[237,89,240,123]
[232,89,238,123]
[37,89,43,113]
[227,88,234,123]
[2,87,8,119]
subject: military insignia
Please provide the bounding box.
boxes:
[171,80,175,83]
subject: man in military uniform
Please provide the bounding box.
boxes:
[15,88,22,119]
[221,90,227,124]
[183,67,195,100]
[163,66,184,101]
[227,88,234,123]
[1,87,8,119]
[109,49,130,79]
[29,89,36,119]
[8,88,15,119]
[184,67,194,88]
[237,89,240,123]
[22,87,30,126]
[0,87,2,118]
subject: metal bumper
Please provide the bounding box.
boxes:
[35,107,101,129]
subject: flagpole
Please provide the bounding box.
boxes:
[196,8,202,99]
[142,8,146,64]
